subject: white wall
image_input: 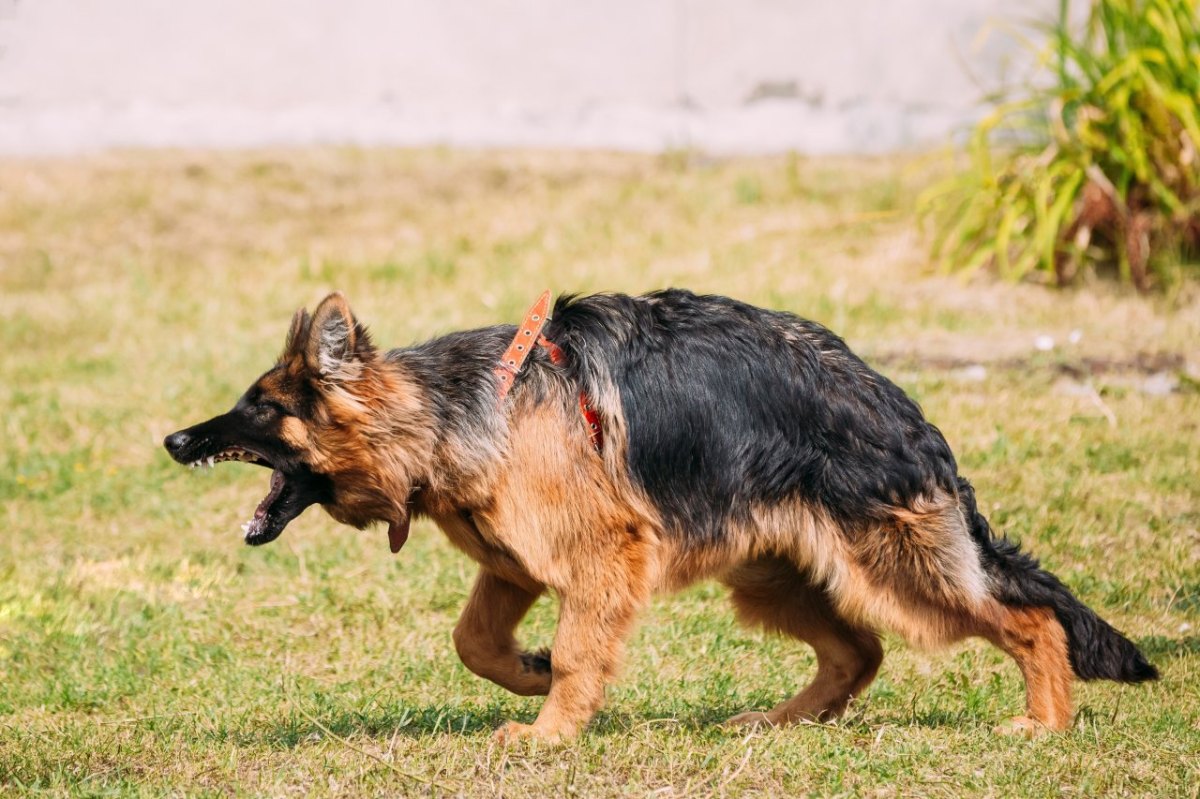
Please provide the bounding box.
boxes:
[0,0,1051,155]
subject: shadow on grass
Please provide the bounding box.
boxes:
[238,700,754,748]
[241,700,990,749]
[248,706,755,747]
[236,702,507,747]
[235,637,1200,749]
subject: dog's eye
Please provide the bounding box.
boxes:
[254,402,282,421]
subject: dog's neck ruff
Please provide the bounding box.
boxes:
[389,293,601,556]
[495,291,603,453]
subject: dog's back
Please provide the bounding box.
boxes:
[546,289,959,541]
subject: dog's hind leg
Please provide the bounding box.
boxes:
[982,605,1074,734]
[723,556,883,726]
[453,570,552,696]
[846,491,1082,733]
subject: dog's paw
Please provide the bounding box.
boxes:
[723,711,775,729]
[493,721,569,746]
[992,716,1050,739]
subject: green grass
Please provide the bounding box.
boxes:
[1,148,1198,797]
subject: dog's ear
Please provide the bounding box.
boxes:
[306,292,375,378]
[283,307,311,359]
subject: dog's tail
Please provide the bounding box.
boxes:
[958,477,1158,683]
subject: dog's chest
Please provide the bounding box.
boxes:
[426,505,536,588]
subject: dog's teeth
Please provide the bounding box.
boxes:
[206,456,214,468]
[241,522,250,533]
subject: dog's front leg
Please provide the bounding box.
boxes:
[453,570,552,696]
[495,578,645,745]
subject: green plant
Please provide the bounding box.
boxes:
[920,0,1200,290]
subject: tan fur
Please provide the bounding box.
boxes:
[453,571,550,696]
[255,294,1087,743]
[724,557,883,725]
[984,605,1074,732]
[474,400,658,742]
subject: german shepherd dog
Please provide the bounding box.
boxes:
[164,290,1156,742]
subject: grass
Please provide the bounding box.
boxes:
[0,148,1198,797]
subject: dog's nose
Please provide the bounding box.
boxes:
[163,431,191,456]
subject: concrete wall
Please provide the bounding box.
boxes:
[0,0,1051,155]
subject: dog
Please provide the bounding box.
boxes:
[164,289,1157,742]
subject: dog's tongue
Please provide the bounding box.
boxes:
[256,470,286,519]
[241,470,286,540]
[387,512,410,554]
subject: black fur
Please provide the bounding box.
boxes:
[545,290,960,539]
[163,397,334,545]
[390,325,517,441]
[519,648,553,675]
[957,478,1158,682]
[541,289,1156,685]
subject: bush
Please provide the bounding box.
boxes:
[920,0,1200,290]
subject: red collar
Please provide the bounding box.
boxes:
[494,291,603,453]
[389,293,604,555]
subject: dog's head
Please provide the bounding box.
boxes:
[164,292,422,546]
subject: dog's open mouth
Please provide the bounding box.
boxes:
[183,446,323,546]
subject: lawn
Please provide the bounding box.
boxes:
[0,149,1197,797]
